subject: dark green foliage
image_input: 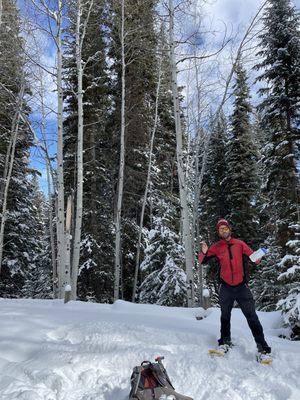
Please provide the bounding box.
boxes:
[0,0,46,297]
[199,112,228,244]
[253,1,300,329]
[250,242,281,311]
[63,0,114,302]
[197,113,228,300]
[21,176,52,299]
[62,0,181,304]
[223,60,259,246]
[254,0,300,249]
[110,0,164,301]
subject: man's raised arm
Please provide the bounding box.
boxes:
[198,242,216,264]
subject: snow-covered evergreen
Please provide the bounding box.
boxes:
[21,176,52,299]
[139,196,186,306]
[223,59,259,245]
[0,0,47,297]
[254,0,300,334]
[277,223,300,339]
[63,0,114,302]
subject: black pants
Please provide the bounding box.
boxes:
[218,282,271,352]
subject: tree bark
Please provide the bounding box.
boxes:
[192,59,204,307]
[114,0,126,301]
[71,0,94,300]
[56,0,66,299]
[71,0,84,300]
[64,195,72,303]
[0,0,2,26]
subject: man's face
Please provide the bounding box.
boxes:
[218,225,231,240]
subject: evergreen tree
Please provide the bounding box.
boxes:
[109,0,163,301]
[139,195,186,306]
[0,0,42,297]
[251,240,281,311]
[63,0,114,302]
[130,21,182,305]
[199,113,228,243]
[251,116,280,311]
[224,60,259,245]
[197,113,228,302]
[152,24,179,199]
[21,176,52,298]
[254,0,300,329]
[276,222,300,339]
[255,0,300,250]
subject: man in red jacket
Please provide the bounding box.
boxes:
[198,219,271,355]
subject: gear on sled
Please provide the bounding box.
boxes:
[128,356,193,400]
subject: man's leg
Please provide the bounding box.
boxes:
[236,285,271,353]
[218,284,235,345]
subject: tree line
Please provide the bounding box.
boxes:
[0,0,299,339]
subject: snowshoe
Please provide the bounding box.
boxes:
[208,343,231,357]
[256,351,273,365]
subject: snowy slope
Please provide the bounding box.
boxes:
[0,298,299,400]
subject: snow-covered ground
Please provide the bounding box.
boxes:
[0,298,299,400]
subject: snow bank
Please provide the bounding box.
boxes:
[0,298,299,400]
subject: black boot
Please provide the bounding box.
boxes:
[218,337,233,347]
[257,342,271,354]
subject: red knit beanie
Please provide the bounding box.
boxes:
[216,219,231,231]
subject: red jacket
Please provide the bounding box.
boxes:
[198,238,258,286]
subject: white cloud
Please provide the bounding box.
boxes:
[202,0,300,28]
[178,0,300,133]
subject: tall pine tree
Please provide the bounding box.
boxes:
[198,112,228,243]
[0,0,44,297]
[63,0,114,302]
[198,113,228,301]
[109,0,161,300]
[254,0,300,332]
[139,195,186,306]
[223,59,259,245]
[136,23,182,305]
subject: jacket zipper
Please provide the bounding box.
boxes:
[227,244,234,284]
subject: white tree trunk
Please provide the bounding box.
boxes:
[132,58,162,303]
[0,132,13,206]
[0,85,25,274]
[39,82,58,298]
[0,0,2,26]
[114,0,126,301]
[169,0,195,307]
[192,59,204,306]
[71,0,84,301]
[55,0,66,299]
[71,0,94,301]
[64,195,72,303]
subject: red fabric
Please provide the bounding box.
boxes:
[198,238,257,286]
[141,369,158,389]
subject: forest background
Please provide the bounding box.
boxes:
[0,0,299,340]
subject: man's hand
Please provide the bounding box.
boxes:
[201,241,208,254]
